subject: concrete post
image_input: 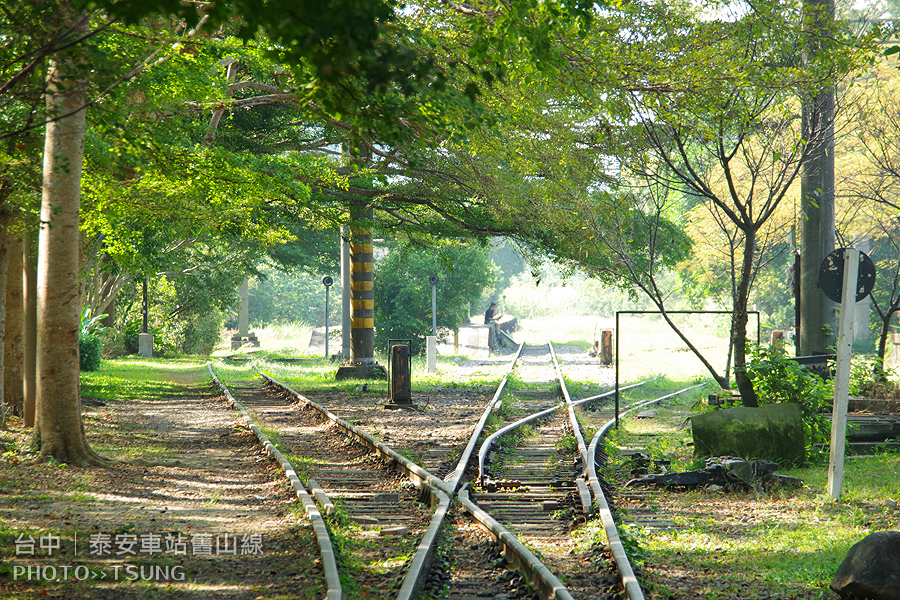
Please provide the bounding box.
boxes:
[238,279,249,338]
[335,203,386,380]
[426,335,437,374]
[827,247,859,500]
[799,0,837,356]
[138,332,153,358]
[341,227,351,360]
[349,202,374,362]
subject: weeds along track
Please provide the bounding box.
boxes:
[209,370,450,600]
[294,378,504,483]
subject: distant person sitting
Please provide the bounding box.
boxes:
[485,302,502,348]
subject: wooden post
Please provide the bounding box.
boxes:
[770,330,784,348]
[600,329,614,365]
[827,247,859,500]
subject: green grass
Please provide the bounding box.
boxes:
[208,350,506,399]
[81,357,209,401]
[602,381,900,599]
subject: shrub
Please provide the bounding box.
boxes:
[177,308,223,355]
[80,335,103,371]
[742,343,833,460]
[849,356,898,397]
[79,308,109,372]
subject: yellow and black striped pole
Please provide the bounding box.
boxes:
[349,202,374,361]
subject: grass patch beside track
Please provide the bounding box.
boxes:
[211,351,508,403]
[602,380,900,600]
[81,357,208,401]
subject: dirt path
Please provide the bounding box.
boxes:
[0,344,613,599]
[0,386,324,599]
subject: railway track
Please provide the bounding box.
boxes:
[208,343,699,600]
[461,344,625,600]
[209,369,450,600]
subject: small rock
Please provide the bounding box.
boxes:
[379,526,408,536]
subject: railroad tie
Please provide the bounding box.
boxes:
[307,478,335,516]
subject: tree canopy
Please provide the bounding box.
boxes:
[4,0,892,464]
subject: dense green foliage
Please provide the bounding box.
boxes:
[2,1,886,395]
[374,240,495,354]
[79,309,108,371]
[742,343,832,458]
[79,336,103,372]
[110,276,229,357]
[849,356,899,398]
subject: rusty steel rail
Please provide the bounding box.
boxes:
[466,342,644,600]
[476,346,644,486]
[212,349,670,600]
[207,364,343,600]
[585,383,705,600]
[257,371,451,600]
[444,342,524,494]
[458,485,575,600]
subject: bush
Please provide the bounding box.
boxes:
[80,335,103,371]
[79,308,109,371]
[742,343,833,460]
[374,240,495,355]
[178,308,223,355]
[849,356,898,397]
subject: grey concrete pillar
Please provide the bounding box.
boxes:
[426,335,437,374]
[138,333,153,357]
[238,279,249,338]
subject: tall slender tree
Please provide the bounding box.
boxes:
[5,235,25,417]
[34,8,97,463]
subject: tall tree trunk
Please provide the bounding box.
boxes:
[100,267,115,328]
[875,306,899,379]
[5,234,24,416]
[799,0,837,356]
[0,221,9,427]
[23,230,37,427]
[35,11,100,464]
[733,229,759,408]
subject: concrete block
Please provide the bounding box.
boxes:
[138,333,153,358]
